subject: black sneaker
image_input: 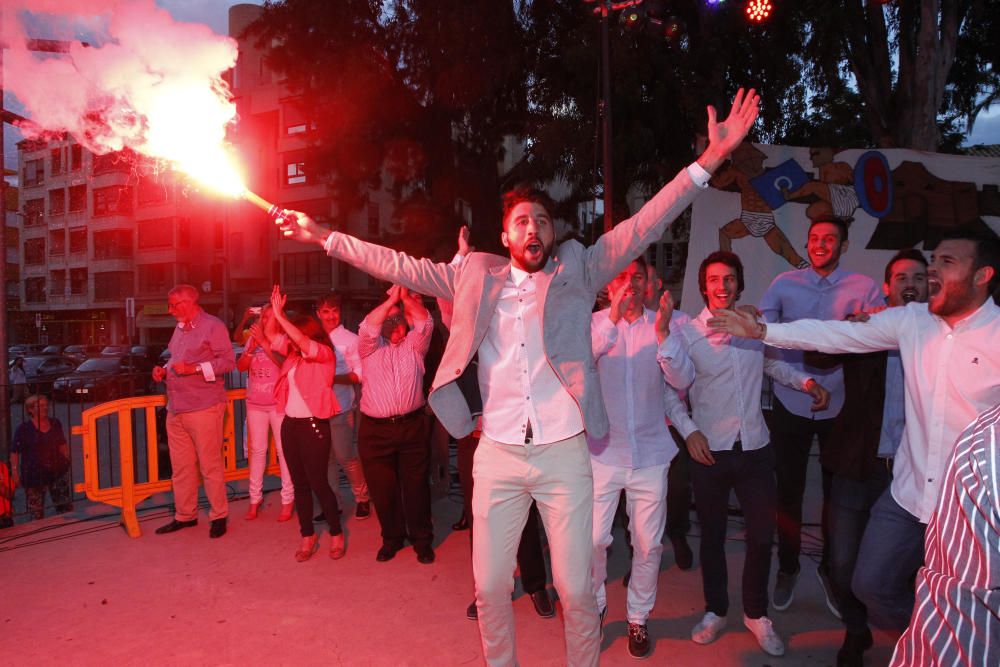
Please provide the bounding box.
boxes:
[836,628,873,667]
[355,501,371,520]
[627,622,650,658]
[466,600,478,620]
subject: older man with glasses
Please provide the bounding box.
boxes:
[152,284,236,539]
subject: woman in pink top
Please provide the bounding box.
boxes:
[270,285,345,561]
[236,305,295,521]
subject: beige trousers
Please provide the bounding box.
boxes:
[472,432,600,667]
[166,403,228,521]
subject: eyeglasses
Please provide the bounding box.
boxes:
[167,299,191,308]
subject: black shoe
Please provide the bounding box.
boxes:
[836,629,873,667]
[671,536,694,571]
[209,518,227,539]
[452,514,470,531]
[313,512,326,523]
[627,622,650,659]
[415,544,435,564]
[155,519,198,535]
[355,501,371,520]
[530,589,555,618]
[466,600,478,620]
[376,543,402,562]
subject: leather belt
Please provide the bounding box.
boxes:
[364,407,423,424]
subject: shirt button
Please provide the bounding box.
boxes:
[455,369,461,375]
[928,478,933,482]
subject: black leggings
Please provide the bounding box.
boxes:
[281,416,342,537]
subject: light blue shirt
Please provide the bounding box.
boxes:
[878,350,905,458]
[760,266,883,419]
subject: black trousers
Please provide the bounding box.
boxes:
[281,416,342,538]
[690,444,776,619]
[358,413,433,549]
[768,398,834,574]
[457,434,547,594]
[666,426,692,539]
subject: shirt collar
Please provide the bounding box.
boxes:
[933,296,1000,331]
[177,309,204,331]
[509,264,532,287]
[808,265,845,285]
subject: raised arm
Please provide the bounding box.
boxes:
[275,213,457,300]
[654,290,695,390]
[584,88,760,290]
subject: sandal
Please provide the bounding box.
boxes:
[295,534,319,562]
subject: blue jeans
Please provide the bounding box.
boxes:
[828,462,892,634]
[851,489,925,631]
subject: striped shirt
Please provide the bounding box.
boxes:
[890,402,1000,666]
[357,314,433,419]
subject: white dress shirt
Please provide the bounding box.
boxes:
[666,308,814,451]
[327,324,363,413]
[478,263,584,445]
[587,307,693,468]
[764,299,1000,522]
[760,266,883,419]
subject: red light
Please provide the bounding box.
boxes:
[745,0,772,22]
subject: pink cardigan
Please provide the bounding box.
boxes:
[273,338,340,419]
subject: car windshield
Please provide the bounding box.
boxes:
[76,358,122,372]
[43,346,62,354]
[65,346,86,353]
[22,357,47,373]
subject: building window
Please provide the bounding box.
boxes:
[68,184,87,213]
[282,252,332,287]
[93,230,133,260]
[69,227,88,254]
[23,198,44,226]
[70,144,83,171]
[49,188,65,216]
[24,237,45,264]
[25,277,46,303]
[49,229,66,256]
[138,218,173,249]
[50,148,63,175]
[137,175,170,206]
[92,151,130,175]
[367,199,380,238]
[285,161,306,185]
[50,269,66,296]
[138,263,172,295]
[5,226,18,249]
[94,271,133,301]
[93,186,133,217]
[70,267,88,295]
[23,158,44,187]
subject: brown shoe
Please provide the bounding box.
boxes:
[330,533,346,560]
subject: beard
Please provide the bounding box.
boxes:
[511,238,554,272]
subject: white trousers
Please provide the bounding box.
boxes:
[327,409,369,504]
[590,458,669,625]
[246,407,294,505]
[472,432,600,667]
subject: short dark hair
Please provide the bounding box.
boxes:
[501,185,556,230]
[698,251,745,305]
[808,217,849,243]
[314,292,343,310]
[936,228,1000,294]
[883,248,927,284]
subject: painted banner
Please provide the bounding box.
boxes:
[679,143,1000,315]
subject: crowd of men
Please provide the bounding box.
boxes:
[140,87,999,666]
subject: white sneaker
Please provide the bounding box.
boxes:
[743,614,785,656]
[691,612,728,645]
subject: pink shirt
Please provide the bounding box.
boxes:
[273,339,340,419]
[245,347,282,410]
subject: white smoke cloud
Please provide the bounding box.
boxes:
[1,0,237,160]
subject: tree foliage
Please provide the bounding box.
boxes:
[249,0,998,242]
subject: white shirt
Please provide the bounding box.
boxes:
[587,307,693,468]
[760,266,883,419]
[478,263,584,445]
[357,315,433,419]
[327,325,363,413]
[667,308,813,451]
[764,299,1000,522]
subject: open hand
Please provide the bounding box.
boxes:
[707,307,762,338]
[270,285,287,317]
[457,226,475,256]
[654,290,675,343]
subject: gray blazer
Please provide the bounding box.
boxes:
[324,169,702,439]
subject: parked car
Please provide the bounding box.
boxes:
[63,344,102,364]
[53,354,155,401]
[12,355,80,392]
[100,345,131,356]
[8,344,46,357]
[131,344,166,362]
[42,344,68,355]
